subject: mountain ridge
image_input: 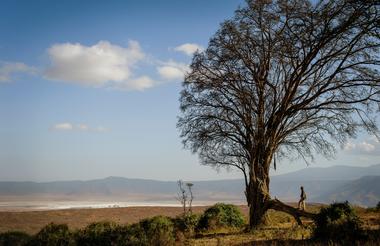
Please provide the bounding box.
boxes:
[0,164,379,207]
[1,163,379,184]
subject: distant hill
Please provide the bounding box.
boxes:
[0,164,379,207]
[267,164,380,206]
[0,177,245,203]
[314,176,380,207]
[272,164,380,181]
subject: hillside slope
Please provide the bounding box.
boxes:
[315,175,380,207]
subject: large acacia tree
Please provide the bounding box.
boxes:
[178,0,380,229]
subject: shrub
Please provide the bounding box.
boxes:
[376,201,380,211]
[30,223,73,246]
[313,201,365,241]
[173,213,200,237]
[121,223,148,245]
[0,231,32,246]
[197,203,245,231]
[138,216,175,246]
[74,221,130,246]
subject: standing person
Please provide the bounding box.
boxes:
[298,186,306,211]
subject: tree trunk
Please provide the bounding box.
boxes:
[246,158,316,229]
[248,190,268,228]
[246,175,270,229]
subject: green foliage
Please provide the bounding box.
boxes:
[30,223,73,246]
[10,218,174,246]
[197,203,245,231]
[74,221,130,246]
[376,201,380,211]
[138,216,175,246]
[313,201,365,241]
[173,213,200,237]
[0,231,31,246]
[79,221,167,245]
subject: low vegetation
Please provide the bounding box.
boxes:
[0,231,31,246]
[29,223,73,245]
[173,213,199,238]
[0,202,379,246]
[313,202,365,241]
[138,216,175,245]
[75,221,125,245]
[197,203,245,231]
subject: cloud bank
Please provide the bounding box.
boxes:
[343,137,380,155]
[1,40,201,90]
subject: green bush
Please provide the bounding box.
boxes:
[30,223,73,246]
[25,218,175,246]
[376,201,380,211]
[138,216,175,246]
[197,203,245,231]
[313,201,365,241]
[121,223,148,245]
[173,213,200,237]
[74,221,131,246]
[0,231,31,246]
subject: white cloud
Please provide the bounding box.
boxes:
[343,138,379,155]
[174,43,204,56]
[0,62,36,82]
[116,76,154,91]
[343,142,355,151]
[51,123,109,132]
[356,142,376,152]
[44,40,155,90]
[77,124,89,131]
[157,66,184,80]
[93,126,109,132]
[157,60,190,80]
[51,123,73,131]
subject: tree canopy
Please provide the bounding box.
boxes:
[178,0,379,228]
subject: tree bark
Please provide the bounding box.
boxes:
[246,168,271,229]
[247,185,268,227]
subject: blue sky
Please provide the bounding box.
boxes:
[0,0,379,182]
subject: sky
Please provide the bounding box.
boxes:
[0,0,379,182]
